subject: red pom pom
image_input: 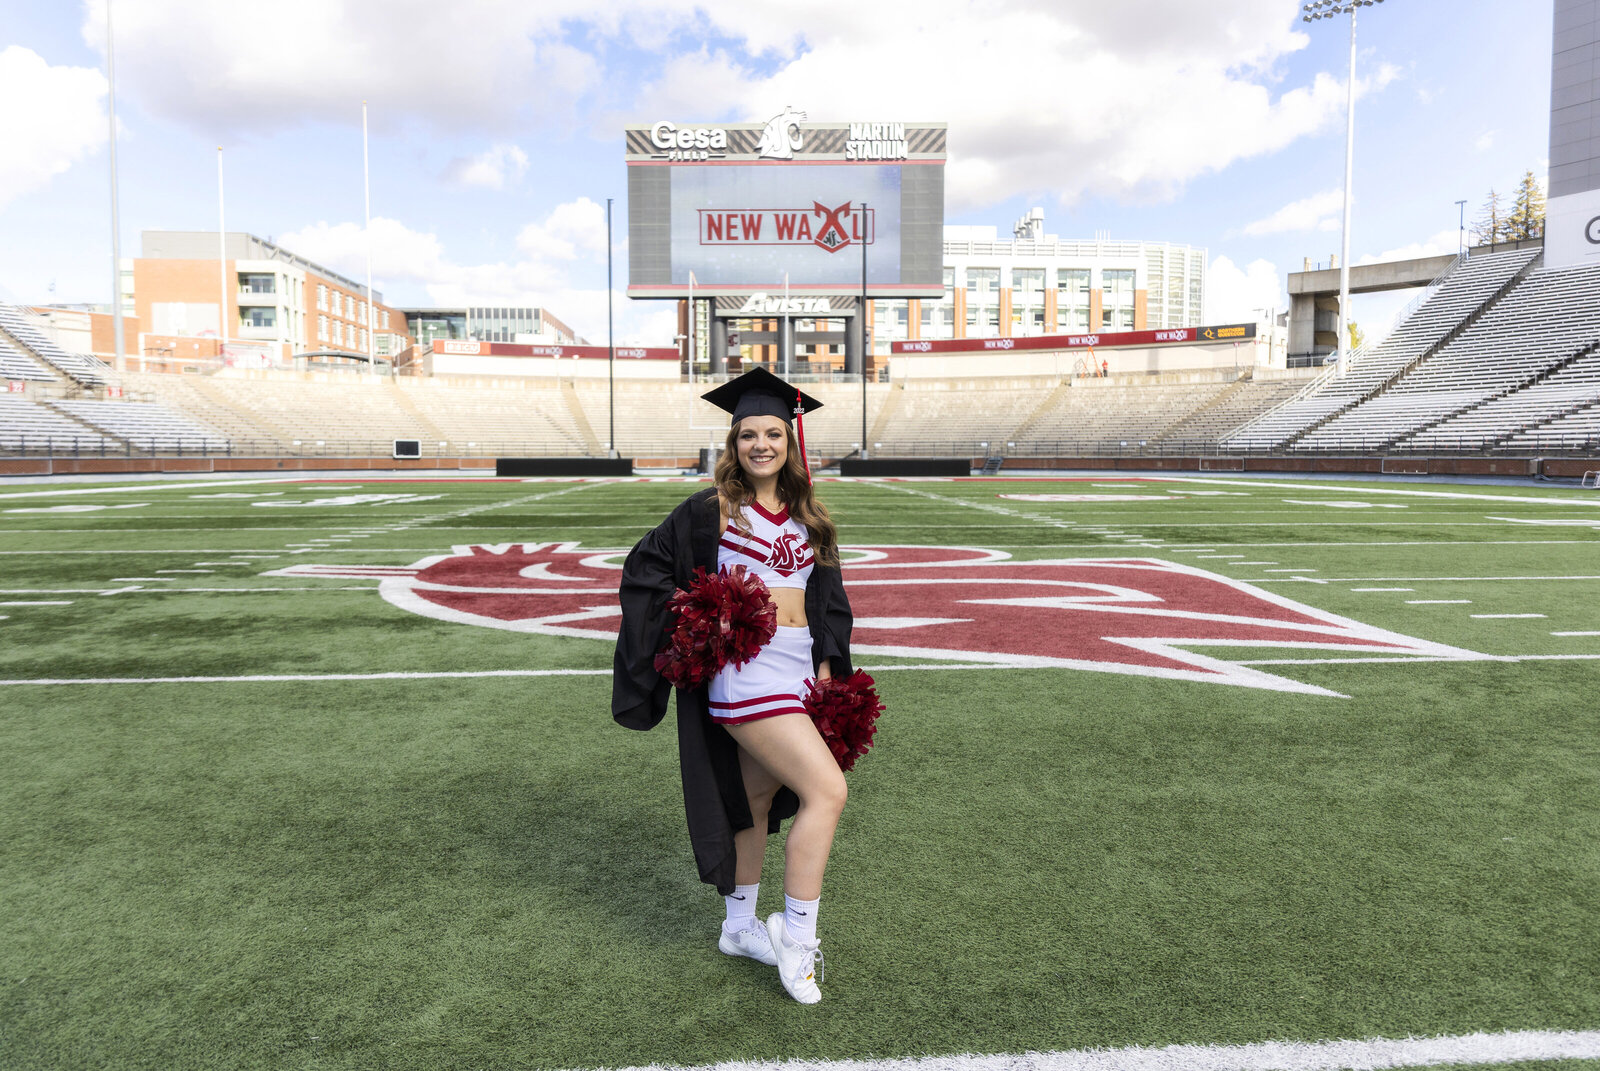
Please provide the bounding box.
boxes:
[653,566,778,690]
[804,672,884,772]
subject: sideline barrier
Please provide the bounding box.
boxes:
[840,458,971,477]
[495,457,634,477]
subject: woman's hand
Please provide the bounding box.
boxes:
[816,658,833,681]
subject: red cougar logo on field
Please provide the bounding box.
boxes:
[767,532,807,575]
[268,543,1488,696]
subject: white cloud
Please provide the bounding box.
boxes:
[1241,189,1345,236]
[442,144,529,189]
[1356,228,1463,266]
[79,0,1400,212]
[0,46,107,208]
[277,202,660,343]
[516,197,608,261]
[1474,130,1496,152]
[1206,255,1285,322]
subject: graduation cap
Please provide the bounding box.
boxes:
[701,366,822,481]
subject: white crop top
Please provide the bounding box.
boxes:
[717,500,815,591]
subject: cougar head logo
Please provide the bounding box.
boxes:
[757,107,806,159]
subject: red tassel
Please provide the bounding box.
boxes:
[803,671,884,771]
[794,389,811,484]
[653,566,778,690]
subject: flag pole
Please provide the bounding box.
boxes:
[860,201,868,459]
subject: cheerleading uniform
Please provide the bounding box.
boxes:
[708,502,816,725]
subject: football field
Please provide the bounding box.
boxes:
[2,472,1598,1071]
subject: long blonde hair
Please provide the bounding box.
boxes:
[714,419,839,568]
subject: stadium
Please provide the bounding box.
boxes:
[2,2,1599,1070]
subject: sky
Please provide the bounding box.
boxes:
[0,0,1555,346]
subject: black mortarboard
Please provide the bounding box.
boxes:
[700,366,823,425]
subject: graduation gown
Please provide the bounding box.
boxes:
[611,486,854,895]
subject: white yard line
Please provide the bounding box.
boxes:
[1408,600,1472,605]
[1350,587,1414,592]
[1471,613,1547,619]
[1169,476,1600,507]
[588,1028,1600,1071]
[1553,630,1600,636]
[0,477,293,500]
[0,600,73,606]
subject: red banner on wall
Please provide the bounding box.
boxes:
[432,340,679,360]
[891,323,1255,354]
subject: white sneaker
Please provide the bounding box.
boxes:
[766,912,824,1004]
[719,917,779,966]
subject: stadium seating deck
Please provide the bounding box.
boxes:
[0,306,110,387]
[1298,263,1600,450]
[48,399,231,452]
[1222,249,1541,450]
[0,397,115,450]
[0,338,58,382]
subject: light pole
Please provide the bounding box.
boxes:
[1301,0,1387,375]
[1456,199,1468,257]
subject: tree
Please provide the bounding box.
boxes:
[1348,321,1366,352]
[1471,189,1507,246]
[1506,170,1546,240]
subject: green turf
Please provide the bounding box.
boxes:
[1,474,1598,1070]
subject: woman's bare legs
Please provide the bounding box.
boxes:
[733,745,781,886]
[725,712,847,900]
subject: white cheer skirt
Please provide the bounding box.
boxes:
[707,625,813,725]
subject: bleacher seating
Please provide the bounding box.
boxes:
[0,397,114,451]
[1298,263,1600,450]
[0,338,57,382]
[0,306,109,386]
[1014,379,1233,452]
[1152,377,1307,446]
[49,400,230,452]
[1222,249,1540,449]
[1503,398,1600,449]
[1397,353,1600,450]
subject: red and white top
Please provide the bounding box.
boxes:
[717,500,815,591]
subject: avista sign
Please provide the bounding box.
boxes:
[736,294,835,315]
[270,542,1488,696]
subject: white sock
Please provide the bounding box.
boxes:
[784,893,819,945]
[724,883,759,930]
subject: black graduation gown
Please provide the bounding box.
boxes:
[611,486,854,895]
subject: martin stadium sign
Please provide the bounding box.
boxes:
[626,109,947,299]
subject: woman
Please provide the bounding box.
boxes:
[612,367,853,1005]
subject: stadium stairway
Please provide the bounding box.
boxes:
[385,381,449,446]
[560,379,603,454]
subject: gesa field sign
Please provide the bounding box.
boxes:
[625,108,947,298]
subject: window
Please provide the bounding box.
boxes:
[358,302,368,326]
[1011,269,1046,336]
[965,304,999,335]
[381,310,390,330]
[318,315,328,341]
[1056,268,1090,306]
[1057,307,1091,333]
[359,328,368,350]
[874,300,908,338]
[242,307,276,328]
[239,273,275,294]
[317,284,328,310]
[965,268,1000,300]
[1103,269,1136,303]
